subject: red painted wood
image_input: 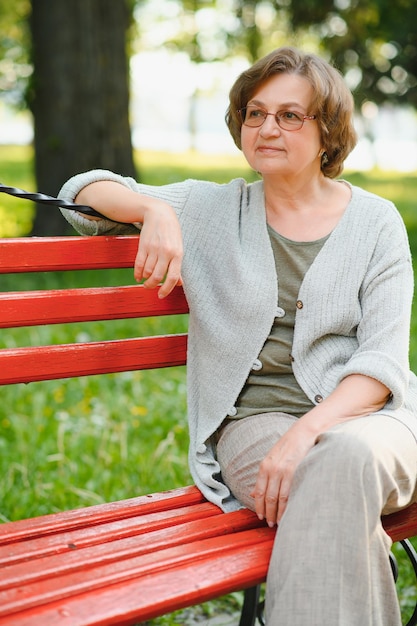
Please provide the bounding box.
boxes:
[1,509,265,589]
[0,335,187,384]
[382,502,417,543]
[0,527,275,620]
[0,502,414,626]
[0,236,140,272]
[0,285,188,328]
[0,502,221,568]
[0,539,274,626]
[0,486,203,544]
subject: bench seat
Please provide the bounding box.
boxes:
[0,486,273,625]
[0,485,416,626]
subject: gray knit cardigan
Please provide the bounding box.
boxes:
[60,171,417,511]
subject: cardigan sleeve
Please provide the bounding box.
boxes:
[339,207,414,408]
[59,169,143,235]
[292,190,414,412]
[59,169,195,236]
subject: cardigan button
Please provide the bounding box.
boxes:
[276,307,286,318]
[314,394,323,403]
[289,354,294,363]
[227,406,238,417]
[252,359,263,371]
[296,300,304,310]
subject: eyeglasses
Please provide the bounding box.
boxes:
[238,105,316,131]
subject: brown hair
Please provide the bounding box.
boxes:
[225,47,357,178]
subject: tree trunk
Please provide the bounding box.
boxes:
[29,0,136,235]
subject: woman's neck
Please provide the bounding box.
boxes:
[263,177,351,242]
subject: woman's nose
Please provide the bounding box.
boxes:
[259,115,282,137]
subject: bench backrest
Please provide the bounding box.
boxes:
[0,236,189,385]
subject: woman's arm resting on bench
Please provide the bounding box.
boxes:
[76,181,183,298]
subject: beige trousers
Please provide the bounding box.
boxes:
[216,412,417,626]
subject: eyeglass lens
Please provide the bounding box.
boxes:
[241,106,305,130]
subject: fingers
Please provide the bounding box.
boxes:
[251,472,290,527]
[277,489,290,523]
[251,443,297,527]
[250,423,317,527]
[133,230,183,298]
[156,258,183,299]
[251,472,269,523]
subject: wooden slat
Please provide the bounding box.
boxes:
[0,503,222,569]
[0,236,140,273]
[0,334,187,384]
[382,502,417,543]
[1,480,412,552]
[0,527,275,621]
[0,509,264,588]
[0,541,271,626]
[0,539,274,625]
[83,540,271,625]
[0,284,188,328]
[0,486,203,544]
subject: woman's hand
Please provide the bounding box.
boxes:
[134,199,183,298]
[75,182,184,298]
[251,421,317,527]
[250,375,390,527]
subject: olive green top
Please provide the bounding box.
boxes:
[235,226,328,419]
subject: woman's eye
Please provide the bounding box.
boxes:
[283,111,301,121]
[249,109,265,118]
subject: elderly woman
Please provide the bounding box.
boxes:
[60,47,417,625]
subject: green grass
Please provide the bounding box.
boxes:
[0,146,416,624]
[0,145,36,237]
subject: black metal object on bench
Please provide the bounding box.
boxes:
[0,182,104,218]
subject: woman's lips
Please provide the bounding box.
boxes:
[256,145,285,154]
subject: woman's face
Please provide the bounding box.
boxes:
[240,72,322,181]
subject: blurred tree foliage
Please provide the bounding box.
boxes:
[0,0,416,234]
[2,0,415,112]
[0,0,31,106]
[151,0,417,107]
[288,0,417,108]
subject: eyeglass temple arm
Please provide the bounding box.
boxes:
[0,182,111,220]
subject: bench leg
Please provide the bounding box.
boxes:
[391,551,400,581]
[240,586,262,626]
[400,539,417,626]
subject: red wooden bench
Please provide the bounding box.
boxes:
[0,235,416,626]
